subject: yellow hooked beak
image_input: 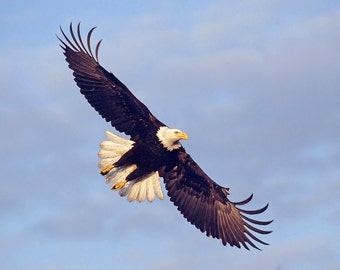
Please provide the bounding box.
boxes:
[177,131,188,140]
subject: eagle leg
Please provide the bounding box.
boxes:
[111,180,127,190]
[100,165,115,175]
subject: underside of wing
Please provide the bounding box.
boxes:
[58,23,163,140]
[163,152,272,250]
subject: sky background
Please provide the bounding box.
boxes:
[1,1,339,269]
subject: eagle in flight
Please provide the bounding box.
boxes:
[59,23,272,250]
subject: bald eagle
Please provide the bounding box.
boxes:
[59,23,272,250]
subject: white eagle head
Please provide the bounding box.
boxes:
[157,126,188,151]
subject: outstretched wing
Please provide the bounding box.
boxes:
[58,23,164,140]
[163,151,272,250]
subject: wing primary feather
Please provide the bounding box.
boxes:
[244,222,272,235]
[241,241,251,250]
[69,22,83,53]
[95,39,103,62]
[238,203,269,215]
[77,22,91,56]
[58,25,78,51]
[243,233,261,250]
[241,214,273,226]
[232,193,254,205]
[244,228,270,247]
[86,26,98,60]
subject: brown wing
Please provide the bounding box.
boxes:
[58,23,164,140]
[163,151,272,250]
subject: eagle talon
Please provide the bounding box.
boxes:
[100,165,115,175]
[111,180,127,190]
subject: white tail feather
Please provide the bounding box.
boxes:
[98,131,164,202]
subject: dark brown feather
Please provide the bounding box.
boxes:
[163,151,272,250]
[58,23,164,140]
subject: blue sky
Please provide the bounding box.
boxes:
[1,1,339,269]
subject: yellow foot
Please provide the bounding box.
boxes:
[111,180,127,190]
[100,165,115,175]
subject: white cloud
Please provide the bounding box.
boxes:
[1,1,339,269]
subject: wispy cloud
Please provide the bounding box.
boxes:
[1,1,339,269]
